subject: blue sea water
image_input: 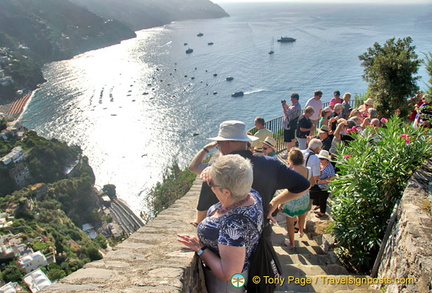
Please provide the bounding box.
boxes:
[19,2,432,215]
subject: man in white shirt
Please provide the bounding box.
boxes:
[305,90,323,128]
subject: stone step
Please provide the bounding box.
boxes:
[269,209,375,292]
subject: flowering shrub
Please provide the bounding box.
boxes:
[329,116,432,272]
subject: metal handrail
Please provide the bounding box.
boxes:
[249,100,357,154]
[249,115,285,153]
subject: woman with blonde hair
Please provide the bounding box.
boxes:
[276,148,312,247]
[178,154,263,292]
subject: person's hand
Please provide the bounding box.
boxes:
[204,141,218,151]
[267,203,277,224]
[200,166,211,182]
[177,234,202,252]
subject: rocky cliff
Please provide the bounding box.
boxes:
[0,0,228,102]
[0,0,137,63]
[69,0,229,31]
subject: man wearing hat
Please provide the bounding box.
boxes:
[358,97,374,117]
[317,125,332,152]
[191,120,310,239]
[261,136,277,157]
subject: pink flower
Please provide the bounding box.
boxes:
[380,117,388,123]
[405,138,411,144]
[400,134,408,138]
[344,155,350,159]
[346,126,358,134]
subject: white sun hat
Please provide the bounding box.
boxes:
[317,150,331,161]
[208,120,259,142]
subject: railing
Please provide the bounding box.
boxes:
[249,100,358,154]
[249,115,285,153]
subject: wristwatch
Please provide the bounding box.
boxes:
[197,246,207,256]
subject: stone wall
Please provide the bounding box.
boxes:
[376,159,432,293]
[46,179,203,293]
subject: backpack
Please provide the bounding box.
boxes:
[236,215,283,293]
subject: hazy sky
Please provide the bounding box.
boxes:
[214,0,432,3]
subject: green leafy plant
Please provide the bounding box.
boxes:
[329,116,432,272]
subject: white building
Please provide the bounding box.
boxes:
[18,251,48,273]
[23,268,52,293]
[0,282,25,293]
[82,223,98,239]
[1,146,26,165]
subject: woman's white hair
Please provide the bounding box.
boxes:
[334,103,344,112]
[308,138,323,150]
[209,154,253,200]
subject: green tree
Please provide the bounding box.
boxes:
[423,52,432,95]
[1,262,25,283]
[86,246,102,261]
[329,117,432,272]
[0,118,6,131]
[93,233,107,249]
[47,268,66,280]
[102,184,116,198]
[359,37,421,117]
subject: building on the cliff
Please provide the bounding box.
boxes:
[0,282,26,293]
[9,163,33,188]
[82,223,98,239]
[1,146,26,165]
[18,251,48,274]
[23,268,52,293]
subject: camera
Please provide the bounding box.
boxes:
[281,99,286,104]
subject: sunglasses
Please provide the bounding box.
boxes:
[262,147,268,150]
[207,180,220,188]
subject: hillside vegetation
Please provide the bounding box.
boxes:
[0,0,227,102]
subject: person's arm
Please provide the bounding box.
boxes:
[334,121,347,140]
[188,142,218,174]
[316,176,334,185]
[282,102,289,114]
[267,189,307,223]
[203,244,246,280]
[267,164,310,222]
[177,234,245,280]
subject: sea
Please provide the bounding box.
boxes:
[19,2,432,217]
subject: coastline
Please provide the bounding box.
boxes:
[0,91,34,119]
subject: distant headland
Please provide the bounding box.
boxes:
[0,0,228,106]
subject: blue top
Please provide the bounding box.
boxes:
[197,189,263,272]
[318,163,335,189]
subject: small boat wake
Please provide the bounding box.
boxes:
[244,88,266,95]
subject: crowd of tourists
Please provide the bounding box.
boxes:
[177,90,431,292]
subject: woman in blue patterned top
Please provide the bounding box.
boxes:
[178,154,263,293]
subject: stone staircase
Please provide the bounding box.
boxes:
[46,178,377,292]
[271,211,374,293]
